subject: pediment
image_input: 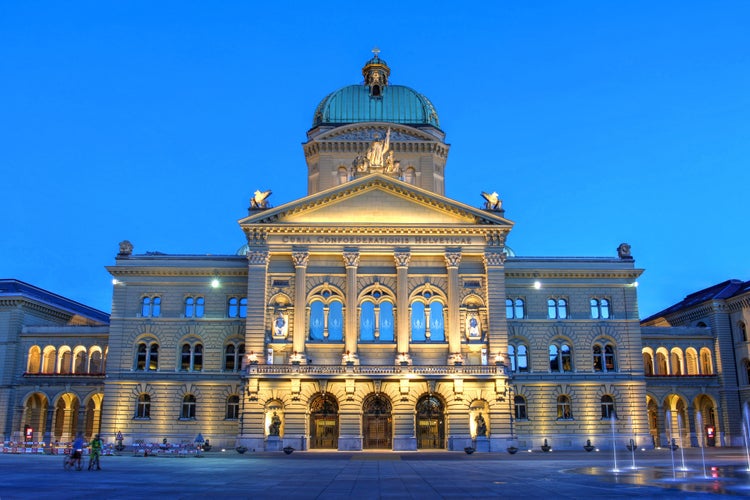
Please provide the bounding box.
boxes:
[314,123,437,142]
[239,174,512,228]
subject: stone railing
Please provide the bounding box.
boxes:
[246,364,503,376]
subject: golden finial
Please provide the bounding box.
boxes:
[371,46,380,57]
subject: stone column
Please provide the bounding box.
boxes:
[444,250,462,355]
[394,250,411,355]
[246,250,270,360]
[292,251,310,356]
[342,250,360,357]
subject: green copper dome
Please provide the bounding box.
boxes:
[312,54,440,129]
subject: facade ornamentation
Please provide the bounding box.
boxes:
[247,250,269,266]
[617,242,633,260]
[483,251,507,267]
[118,240,133,256]
[481,191,502,211]
[444,251,462,268]
[342,251,360,268]
[250,189,272,210]
[291,251,309,268]
[393,251,411,268]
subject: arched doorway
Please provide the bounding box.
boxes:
[646,396,659,447]
[695,394,719,447]
[309,394,338,449]
[416,394,445,449]
[363,394,392,449]
[22,393,49,441]
[53,393,80,442]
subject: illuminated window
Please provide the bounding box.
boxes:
[549,342,573,373]
[359,288,395,342]
[141,296,161,317]
[135,340,159,371]
[308,287,344,342]
[228,297,247,318]
[593,342,616,372]
[556,395,573,420]
[411,288,446,342]
[224,342,245,371]
[27,346,41,373]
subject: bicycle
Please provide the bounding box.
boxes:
[63,450,83,471]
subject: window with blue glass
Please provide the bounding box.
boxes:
[308,285,344,342]
[359,287,395,342]
[410,288,446,342]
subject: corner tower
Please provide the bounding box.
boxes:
[305,51,449,196]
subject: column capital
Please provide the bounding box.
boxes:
[394,250,411,268]
[342,250,360,268]
[485,230,508,247]
[444,250,462,269]
[247,250,269,266]
[483,251,506,267]
[292,251,310,268]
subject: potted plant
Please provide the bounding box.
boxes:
[583,439,595,452]
[464,446,475,454]
[235,445,248,454]
[506,445,519,454]
[283,446,294,455]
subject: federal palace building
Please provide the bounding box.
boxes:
[2,54,748,452]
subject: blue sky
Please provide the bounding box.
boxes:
[1,1,748,317]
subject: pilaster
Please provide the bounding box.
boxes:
[292,251,310,357]
[394,250,411,355]
[343,250,360,357]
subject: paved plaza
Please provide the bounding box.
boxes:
[0,447,748,499]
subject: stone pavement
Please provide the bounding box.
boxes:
[0,447,748,499]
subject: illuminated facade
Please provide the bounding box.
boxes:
[5,54,741,451]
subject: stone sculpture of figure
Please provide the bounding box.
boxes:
[118,240,133,256]
[617,242,632,259]
[481,191,502,211]
[274,313,287,337]
[475,413,487,437]
[365,128,391,167]
[268,412,281,436]
[250,189,272,209]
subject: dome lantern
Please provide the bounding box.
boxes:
[362,47,390,97]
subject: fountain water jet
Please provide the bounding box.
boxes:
[696,410,708,479]
[676,412,688,471]
[610,414,620,473]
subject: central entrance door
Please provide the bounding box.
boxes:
[416,395,445,449]
[310,394,339,449]
[363,394,392,449]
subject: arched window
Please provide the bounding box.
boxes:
[601,395,616,419]
[328,301,343,341]
[58,348,72,374]
[135,394,151,419]
[514,395,527,420]
[226,395,240,420]
[184,296,205,318]
[135,340,159,371]
[379,302,394,341]
[506,298,525,319]
[700,348,713,375]
[547,298,568,319]
[224,342,245,371]
[556,395,573,420]
[411,302,426,341]
[89,350,103,374]
[360,287,395,342]
[180,342,203,372]
[228,297,248,318]
[73,349,86,374]
[338,166,349,185]
[181,395,196,419]
[508,343,529,373]
[141,296,161,317]
[360,301,376,341]
[429,302,445,341]
[308,286,344,342]
[670,348,683,376]
[42,347,56,374]
[27,346,41,373]
[549,341,573,373]
[739,321,747,342]
[590,298,611,319]
[642,351,654,376]
[593,342,616,372]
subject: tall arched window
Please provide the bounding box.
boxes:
[508,343,529,373]
[58,348,72,374]
[359,287,395,342]
[670,348,683,375]
[184,296,205,318]
[506,298,525,319]
[141,296,161,317]
[135,394,151,419]
[410,288,446,342]
[590,298,611,319]
[556,395,573,420]
[685,348,699,375]
[429,302,445,341]
[27,346,41,373]
[224,342,245,371]
[180,342,203,372]
[549,341,572,372]
[593,342,616,372]
[642,350,654,376]
[700,348,713,375]
[308,286,344,342]
[89,349,103,374]
[411,302,426,341]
